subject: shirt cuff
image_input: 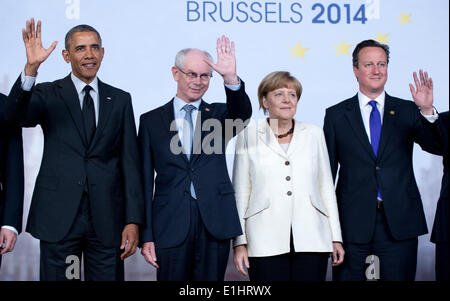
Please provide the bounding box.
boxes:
[1,225,18,235]
[224,78,241,91]
[421,107,439,123]
[21,70,37,91]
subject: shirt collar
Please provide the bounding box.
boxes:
[173,96,201,113]
[358,90,385,107]
[71,73,99,96]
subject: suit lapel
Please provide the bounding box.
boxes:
[89,79,113,150]
[286,120,306,157]
[190,100,212,164]
[162,99,188,163]
[377,94,399,159]
[59,75,88,147]
[344,96,376,161]
[257,119,287,159]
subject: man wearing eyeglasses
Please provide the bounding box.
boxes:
[138,35,252,281]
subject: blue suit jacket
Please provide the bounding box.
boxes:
[0,93,24,235]
[324,93,442,243]
[138,82,252,248]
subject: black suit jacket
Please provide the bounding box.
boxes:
[429,111,449,243]
[5,74,144,247]
[324,93,441,243]
[138,82,252,248]
[0,93,24,234]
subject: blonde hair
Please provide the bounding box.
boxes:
[257,71,302,114]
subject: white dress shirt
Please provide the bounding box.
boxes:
[358,91,438,143]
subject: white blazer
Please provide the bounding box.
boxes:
[232,119,342,257]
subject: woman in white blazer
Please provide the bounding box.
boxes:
[232,71,345,281]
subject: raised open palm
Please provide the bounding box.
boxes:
[23,18,57,76]
[204,35,239,85]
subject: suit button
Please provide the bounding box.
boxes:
[376,166,381,170]
[286,176,291,181]
[78,181,82,186]
[285,161,290,166]
[190,168,194,172]
[287,191,292,196]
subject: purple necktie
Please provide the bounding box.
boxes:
[369,100,382,199]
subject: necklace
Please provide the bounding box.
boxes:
[267,118,295,138]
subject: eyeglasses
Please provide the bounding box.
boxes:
[177,67,212,81]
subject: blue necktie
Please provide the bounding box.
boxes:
[182,104,197,199]
[182,104,195,159]
[369,100,382,200]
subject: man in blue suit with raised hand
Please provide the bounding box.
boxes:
[323,39,441,281]
[139,35,252,281]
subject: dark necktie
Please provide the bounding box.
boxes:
[82,85,96,144]
[369,100,382,200]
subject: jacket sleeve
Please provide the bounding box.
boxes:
[138,115,155,243]
[120,94,145,226]
[232,129,251,247]
[316,128,342,243]
[323,109,339,183]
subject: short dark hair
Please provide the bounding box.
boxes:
[65,24,102,50]
[352,39,389,68]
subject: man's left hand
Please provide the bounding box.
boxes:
[410,69,434,115]
[205,35,239,85]
[120,223,139,260]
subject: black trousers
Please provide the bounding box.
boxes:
[248,233,329,281]
[333,205,418,281]
[435,242,450,281]
[39,193,124,281]
[156,197,230,281]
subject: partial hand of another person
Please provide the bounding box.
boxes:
[331,242,345,266]
[409,69,434,115]
[204,35,239,85]
[141,242,159,268]
[233,244,250,276]
[120,223,139,260]
[22,18,58,76]
[0,228,18,255]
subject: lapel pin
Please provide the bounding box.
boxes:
[205,107,210,112]
[390,110,395,115]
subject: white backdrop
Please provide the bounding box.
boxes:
[0,0,448,280]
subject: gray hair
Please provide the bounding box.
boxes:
[174,48,213,69]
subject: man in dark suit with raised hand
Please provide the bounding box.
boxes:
[139,36,252,281]
[5,18,144,280]
[323,39,440,281]
[426,111,449,281]
[0,93,24,269]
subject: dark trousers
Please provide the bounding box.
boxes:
[333,205,418,281]
[248,233,329,281]
[40,193,124,281]
[156,197,230,281]
[435,242,450,281]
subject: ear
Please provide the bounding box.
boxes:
[171,66,179,81]
[353,66,359,81]
[262,96,269,109]
[62,50,70,63]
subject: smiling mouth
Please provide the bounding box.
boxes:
[82,63,96,68]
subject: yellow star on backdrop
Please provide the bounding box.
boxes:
[374,32,389,44]
[289,41,310,59]
[333,41,353,56]
[397,12,412,25]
